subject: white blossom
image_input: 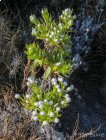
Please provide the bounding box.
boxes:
[53,27,56,30]
[61,101,65,105]
[57,88,62,93]
[86,28,90,32]
[56,107,61,112]
[30,15,35,21]
[49,112,54,117]
[40,111,45,116]
[38,24,40,27]
[34,102,39,107]
[66,97,71,102]
[51,78,57,85]
[39,105,43,108]
[55,62,61,66]
[54,39,58,42]
[44,99,48,103]
[14,94,21,99]
[67,85,74,91]
[63,81,68,86]
[43,121,48,126]
[27,76,35,83]
[64,94,70,98]
[46,38,48,41]
[58,77,63,82]
[32,111,37,116]
[49,34,52,38]
[26,82,30,86]
[51,31,54,35]
[55,84,60,89]
[54,118,59,123]
[32,29,37,35]
[26,94,31,99]
[49,101,53,105]
[68,20,72,25]
[26,100,28,103]
[38,101,43,106]
[32,116,38,121]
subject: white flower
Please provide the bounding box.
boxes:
[51,31,54,35]
[63,81,68,86]
[26,94,31,99]
[53,27,56,30]
[55,62,61,66]
[51,78,57,85]
[68,20,72,25]
[32,111,37,116]
[30,15,35,21]
[32,116,38,121]
[44,99,48,103]
[54,118,59,123]
[37,95,40,98]
[49,112,54,117]
[55,84,60,89]
[49,101,53,105]
[39,105,43,108]
[59,23,63,28]
[38,24,40,27]
[38,101,43,106]
[56,107,61,112]
[14,94,21,99]
[40,111,45,116]
[27,76,35,83]
[32,29,37,35]
[54,39,58,42]
[61,101,65,105]
[86,28,90,32]
[64,94,70,98]
[34,102,39,107]
[58,77,63,82]
[26,82,30,86]
[66,97,71,102]
[26,100,28,103]
[46,38,48,41]
[64,8,69,13]
[43,121,48,126]
[57,88,62,93]
[67,85,74,91]
[49,34,52,38]
[41,9,44,14]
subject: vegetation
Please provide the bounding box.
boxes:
[22,8,75,125]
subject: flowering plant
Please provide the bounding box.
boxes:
[21,8,75,125]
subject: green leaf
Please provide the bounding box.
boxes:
[43,66,51,79]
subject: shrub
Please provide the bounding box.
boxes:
[21,8,75,125]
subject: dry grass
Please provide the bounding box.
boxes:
[0,12,42,140]
[0,85,43,140]
[70,115,101,140]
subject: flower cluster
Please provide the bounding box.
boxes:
[30,8,75,47]
[21,76,74,125]
[21,8,75,125]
